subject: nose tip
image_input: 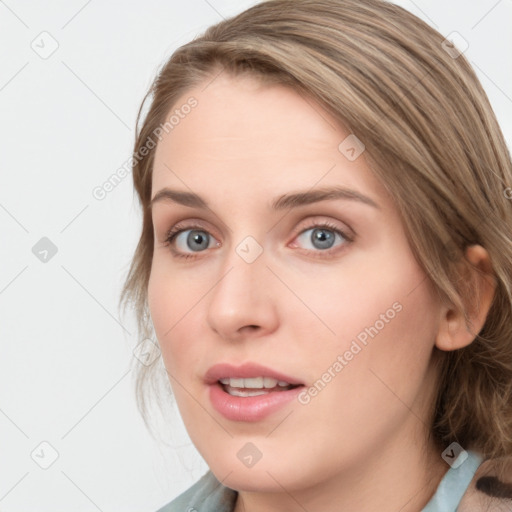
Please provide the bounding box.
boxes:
[206,250,278,341]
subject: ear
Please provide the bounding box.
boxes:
[435,244,497,351]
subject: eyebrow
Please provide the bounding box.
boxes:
[149,185,380,211]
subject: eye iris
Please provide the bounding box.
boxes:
[187,230,209,251]
[311,228,335,249]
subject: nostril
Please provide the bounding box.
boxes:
[241,325,259,331]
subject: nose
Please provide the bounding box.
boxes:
[206,240,279,342]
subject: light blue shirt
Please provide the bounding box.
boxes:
[157,450,484,512]
[422,450,483,511]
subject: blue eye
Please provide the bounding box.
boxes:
[162,221,353,260]
[295,225,349,251]
[171,229,218,253]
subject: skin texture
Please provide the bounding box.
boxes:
[147,73,496,512]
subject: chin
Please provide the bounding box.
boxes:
[213,464,290,493]
[203,449,312,494]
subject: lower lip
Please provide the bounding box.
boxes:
[208,382,304,422]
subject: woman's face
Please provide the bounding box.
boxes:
[148,72,444,493]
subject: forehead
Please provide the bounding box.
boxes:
[151,73,386,206]
[158,74,341,153]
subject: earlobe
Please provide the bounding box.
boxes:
[435,244,497,352]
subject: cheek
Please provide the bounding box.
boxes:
[280,268,440,462]
[147,259,211,373]
[284,244,440,397]
[317,264,439,414]
[282,250,431,348]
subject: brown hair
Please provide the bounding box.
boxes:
[119,0,512,461]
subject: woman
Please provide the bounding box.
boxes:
[120,0,512,510]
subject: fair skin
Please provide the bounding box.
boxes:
[148,72,495,512]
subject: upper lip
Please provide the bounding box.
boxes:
[205,362,304,386]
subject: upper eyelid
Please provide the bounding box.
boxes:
[164,219,218,239]
[164,217,349,233]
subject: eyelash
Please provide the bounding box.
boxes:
[161,220,354,260]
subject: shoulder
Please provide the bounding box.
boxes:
[155,471,238,512]
[458,455,512,511]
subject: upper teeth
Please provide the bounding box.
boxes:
[219,377,291,388]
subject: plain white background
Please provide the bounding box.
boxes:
[0,1,511,510]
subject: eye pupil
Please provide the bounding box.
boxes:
[188,230,209,251]
[311,228,335,249]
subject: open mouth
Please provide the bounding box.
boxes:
[206,363,305,420]
[219,377,302,397]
